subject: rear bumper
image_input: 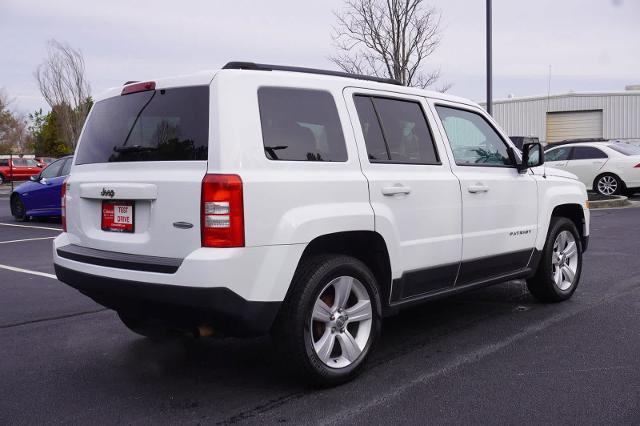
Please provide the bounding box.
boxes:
[54,264,280,336]
[52,233,305,302]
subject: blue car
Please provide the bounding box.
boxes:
[10,156,72,221]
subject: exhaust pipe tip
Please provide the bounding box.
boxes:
[196,324,216,338]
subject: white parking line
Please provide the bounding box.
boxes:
[0,236,56,244]
[0,264,57,279]
[0,222,62,231]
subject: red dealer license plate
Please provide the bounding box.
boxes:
[101,200,135,233]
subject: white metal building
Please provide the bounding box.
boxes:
[483,87,640,144]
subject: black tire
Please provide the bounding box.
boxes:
[594,173,623,196]
[527,217,583,302]
[117,312,187,340]
[272,255,382,387]
[10,194,28,222]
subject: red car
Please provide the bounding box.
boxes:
[0,158,43,184]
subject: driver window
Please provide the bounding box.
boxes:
[545,147,572,162]
[435,106,512,167]
[40,159,64,179]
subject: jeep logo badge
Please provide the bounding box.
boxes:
[101,188,115,198]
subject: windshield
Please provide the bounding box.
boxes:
[608,144,640,156]
[75,86,209,164]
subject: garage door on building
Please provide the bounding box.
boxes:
[546,110,603,143]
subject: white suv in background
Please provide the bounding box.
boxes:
[54,62,590,385]
[545,140,640,196]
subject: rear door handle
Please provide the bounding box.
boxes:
[382,185,411,196]
[468,184,489,193]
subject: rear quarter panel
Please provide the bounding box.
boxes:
[210,71,374,247]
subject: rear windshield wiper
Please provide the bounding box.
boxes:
[113,145,158,153]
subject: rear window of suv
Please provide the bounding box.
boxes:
[75,86,209,164]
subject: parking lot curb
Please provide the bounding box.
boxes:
[588,195,630,209]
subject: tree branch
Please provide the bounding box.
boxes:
[330,0,447,89]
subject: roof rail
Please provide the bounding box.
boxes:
[223,61,402,86]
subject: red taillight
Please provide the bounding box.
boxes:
[201,174,244,248]
[634,163,640,168]
[121,81,156,96]
[61,177,69,232]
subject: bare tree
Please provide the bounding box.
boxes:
[331,0,450,91]
[35,40,91,149]
[0,89,30,153]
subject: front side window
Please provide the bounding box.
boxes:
[40,159,65,178]
[258,88,347,162]
[353,95,439,164]
[571,146,608,160]
[436,106,512,166]
[545,146,572,162]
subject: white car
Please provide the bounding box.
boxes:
[53,62,589,385]
[545,141,640,196]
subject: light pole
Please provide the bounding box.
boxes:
[486,0,493,116]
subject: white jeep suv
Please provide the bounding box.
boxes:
[54,62,590,385]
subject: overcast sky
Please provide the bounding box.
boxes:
[1,0,638,115]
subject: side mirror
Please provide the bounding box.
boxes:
[522,142,544,169]
[513,143,544,173]
[30,175,40,182]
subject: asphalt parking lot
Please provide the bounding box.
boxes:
[1,194,639,424]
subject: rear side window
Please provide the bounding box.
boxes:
[258,88,347,162]
[571,146,608,160]
[353,95,439,164]
[353,96,389,161]
[545,147,572,161]
[0,160,8,166]
[75,86,209,164]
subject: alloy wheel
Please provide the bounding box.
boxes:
[551,230,579,291]
[597,175,618,195]
[310,276,373,369]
